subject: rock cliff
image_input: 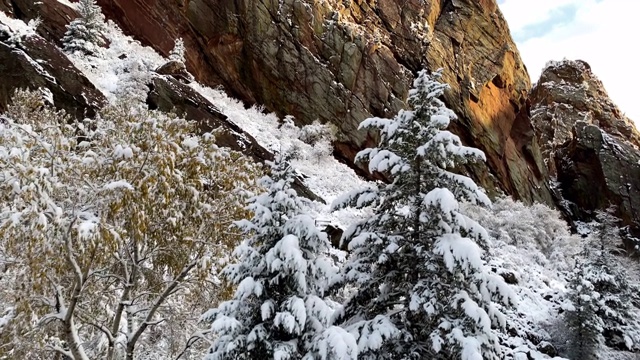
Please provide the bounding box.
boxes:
[530,60,640,246]
[91,0,552,204]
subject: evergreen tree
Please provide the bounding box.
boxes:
[62,0,106,55]
[593,210,639,348]
[564,209,640,357]
[169,37,186,63]
[331,69,515,359]
[204,157,358,360]
[563,249,606,360]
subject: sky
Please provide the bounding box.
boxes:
[497,0,639,123]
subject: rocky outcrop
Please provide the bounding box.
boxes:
[145,73,324,203]
[155,61,193,83]
[555,122,640,245]
[2,0,77,44]
[530,60,640,176]
[0,20,106,118]
[530,60,640,245]
[93,0,553,204]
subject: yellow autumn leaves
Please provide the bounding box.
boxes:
[0,89,262,359]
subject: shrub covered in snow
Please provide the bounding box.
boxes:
[0,90,260,359]
[462,198,581,271]
[0,11,42,46]
[276,117,338,163]
[298,120,338,147]
[169,37,186,63]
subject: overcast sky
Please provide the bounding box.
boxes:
[497,0,639,123]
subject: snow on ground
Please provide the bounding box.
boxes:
[65,20,166,103]
[0,11,40,41]
[190,83,371,229]
[192,83,367,202]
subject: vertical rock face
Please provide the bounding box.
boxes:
[0,1,13,15]
[530,60,640,245]
[95,0,553,204]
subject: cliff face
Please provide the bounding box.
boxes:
[87,0,552,204]
[530,60,640,245]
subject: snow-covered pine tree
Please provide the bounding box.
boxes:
[169,37,186,63]
[61,0,106,55]
[563,249,605,360]
[331,69,515,359]
[564,209,640,357]
[204,156,358,360]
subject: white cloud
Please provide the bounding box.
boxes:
[499,0,581,33]
[500,0,640,123]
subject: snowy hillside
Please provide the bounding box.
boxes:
[2,6,640,359]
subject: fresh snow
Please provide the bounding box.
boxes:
[190,82,371,230]
[55,0,77,9]
[103,180,134,191]
[0,11,39,39]
[64,20,166,103]
[13,11,633,359]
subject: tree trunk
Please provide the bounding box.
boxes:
[65,317,90,360]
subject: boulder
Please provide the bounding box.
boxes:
[155,60,193,83]
[536,341,558,357]
[322,224,346,251]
